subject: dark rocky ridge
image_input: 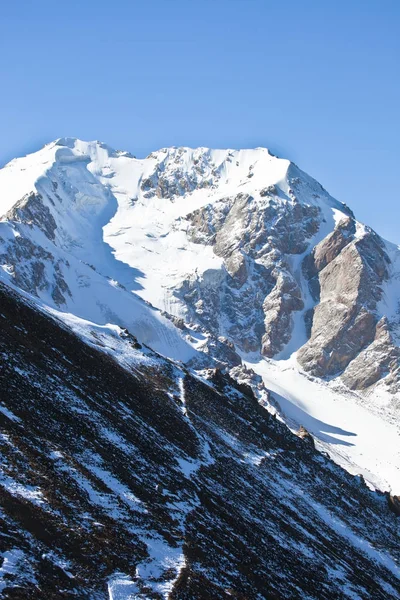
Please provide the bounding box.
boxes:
[0,281,399,598]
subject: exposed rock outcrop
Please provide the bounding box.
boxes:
[0,234,71,305]
[184,189,321,356]
[297,425,315,447]
[341,317,400,391]
[141,147,218,199]
[262,270,303,357]
[188,334,242,369]
[5,192,57,241]
[298,230,391,378]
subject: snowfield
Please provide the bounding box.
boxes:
[245,354,400,494]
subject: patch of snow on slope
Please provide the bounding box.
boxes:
[108,539,186,600]
[108,573,140,600]
[0,474,47,507]
[0,143,59,216]
[108,531,187,599]
[136,535,186,599]
[0,549,31,592]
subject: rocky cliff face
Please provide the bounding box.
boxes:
[183,188,320,357]
[298,223,392,379]
[0,282,399,599]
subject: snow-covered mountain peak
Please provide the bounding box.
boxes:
[0,137,399,495]
[0,138,348,224]
[2,137,400,597]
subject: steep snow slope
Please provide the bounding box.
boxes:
[0,140,197,362]
[0,137,399,496]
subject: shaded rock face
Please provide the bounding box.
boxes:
[0,233,71,306]
[262,271,303,357]
[5,192,58,241]
[184,191,320,356]
[298,228,392,378]
[388,494,400,516]
[141,148,219,199]
[341,317,400,392]
[0,281,399,599]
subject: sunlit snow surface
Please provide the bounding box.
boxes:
[244,354,400,494]
[0,137,399,496]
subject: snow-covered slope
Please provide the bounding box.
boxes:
[0,140,197,362]
[0,137,399,495]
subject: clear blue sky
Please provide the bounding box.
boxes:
[1,0,399,241]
